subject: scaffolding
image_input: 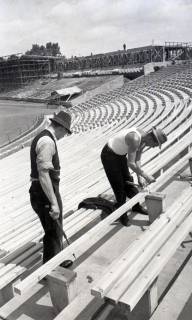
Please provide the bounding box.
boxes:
[61,45,164,71]
[0,54,56,91]
[58,43,192,72]
[1,42,192,90]
[164,42,192,61]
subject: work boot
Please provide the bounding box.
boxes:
[120,213,130,227]
[132,204,148,215]
[60,259,73,268]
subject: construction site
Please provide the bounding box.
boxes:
[1,42,192,90]
[0,41,192,320]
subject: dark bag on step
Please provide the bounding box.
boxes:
[78,197,115,215]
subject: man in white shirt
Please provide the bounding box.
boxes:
[101,127,167,226]
[29,111,73,268]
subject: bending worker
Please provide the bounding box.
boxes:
[101,126,167,226]
[29,111,73,268]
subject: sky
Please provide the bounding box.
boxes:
[0,0,191,58]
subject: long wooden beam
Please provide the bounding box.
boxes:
[14,192,145,296]
[105,194,192,304]
[119,212,192,312]
[91,187,192,298]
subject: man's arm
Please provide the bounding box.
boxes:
[135,152,144,185]
[36,136,60,219]
[38,169,60,219]
[126,132,155,184]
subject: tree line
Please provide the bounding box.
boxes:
[0,42,62,61]
[25,42,61,56]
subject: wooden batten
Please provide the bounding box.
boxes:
[147,278,158,315]
[47,266,77,315]
[0,274,21,307]
[118,212,192,313]
[91,189,189,299]
[145,192,166,223]
[14,193,146,296]
[14,150,192,296]
[93,189,192,310]
[189,157,192,175]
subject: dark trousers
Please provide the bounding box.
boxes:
[29,181,63,264]
[101,144,139,210]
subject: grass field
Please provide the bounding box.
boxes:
[0,100,57,146]
[0,75,118,147]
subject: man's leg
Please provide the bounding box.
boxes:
[30,199,62,263]
[101,147,129,226]
[30,186,72,265]
[122,161,148,215]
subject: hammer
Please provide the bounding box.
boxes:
[49,208,77,260]
[55,219,77,260]
[126,180,150,193]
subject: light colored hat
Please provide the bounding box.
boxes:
[50,111,72,134]
[152,127,167,149]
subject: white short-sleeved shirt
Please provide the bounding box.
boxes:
[35,128,57,172]
[108,127,141,155]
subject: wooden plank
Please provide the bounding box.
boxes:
[0,283,45,320]
[14,150,192,295]
[66,209,101,236]
[0,111,189,234]
[64,209,97,231]
[0,266,26,290]
[54,291,100,320]
[12,243,42,266]
[150,257,192,320]
[0,101,182,199]
[0,242,35,265]
[14,192,146,295]
[0,86,189,304]
[91,187,191,299]
[147,278,158,315]
[3,228,43,252]
[0,265,16,278]
[0,220,40,246]
[105,195,192,304]
[118,213,192,312]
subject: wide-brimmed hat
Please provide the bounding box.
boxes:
[50,111,72,134]
[62,101,72,109]
[152,127,167,149]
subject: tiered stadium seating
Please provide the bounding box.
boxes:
[1,62,192,319]
[91,176,192,317]
[13,145,192,320]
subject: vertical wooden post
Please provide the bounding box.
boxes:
[120,278,159,320]
[145,192,166,224]
[0,278,21,307]
[47,266,77,315]
[146,278,158,315]
[189,158,192,175]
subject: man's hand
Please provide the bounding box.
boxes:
[49,203,60,220]
[143,174,156,184]
[138,176,145,188]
